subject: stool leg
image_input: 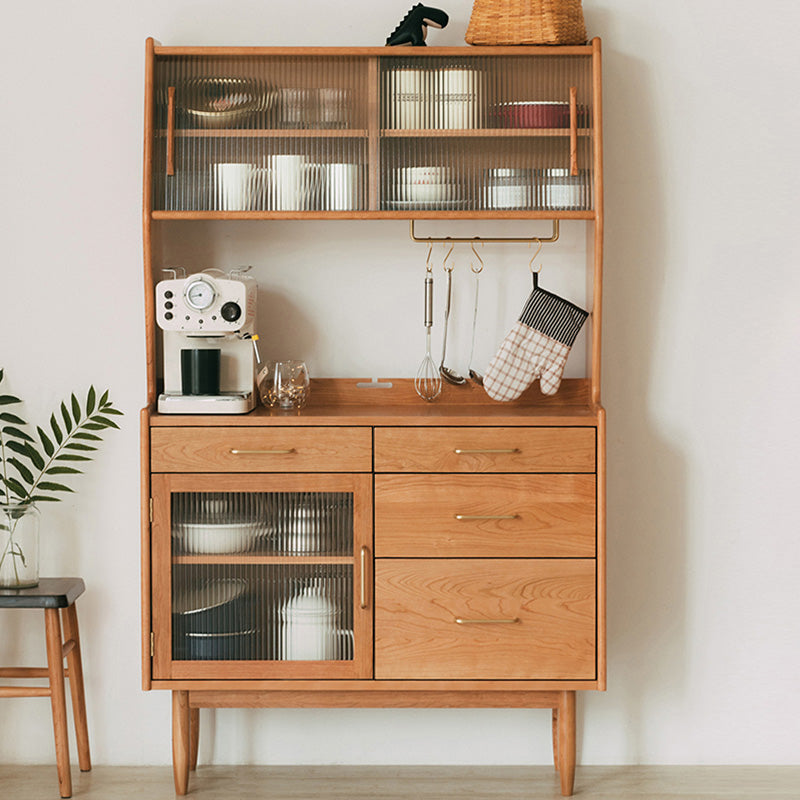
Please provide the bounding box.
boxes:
[62,604,91,772]
[172,690,191,795]
[45,608,72,798]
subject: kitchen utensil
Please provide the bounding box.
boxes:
[415,246,442,401]
[173,521,261,554]
[177,76,276,128]
[439,244,466,385]
[467,243,484,385]
[280,585,352,660]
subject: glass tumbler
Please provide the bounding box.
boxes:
[259,360,310,409]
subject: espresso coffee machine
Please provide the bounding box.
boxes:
[155,268,258,414]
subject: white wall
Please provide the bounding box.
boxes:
[1,0,798,767]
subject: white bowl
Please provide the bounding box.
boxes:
[174,522,261,554]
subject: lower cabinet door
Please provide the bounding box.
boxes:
[151,473,373,680]
[375,559,596,680]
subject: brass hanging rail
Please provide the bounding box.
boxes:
[409,219,560,244]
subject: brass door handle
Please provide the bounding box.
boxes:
[229,449,296,455]
[455,617,520,625]
[454,514,519,520]
[360,546,370,609]
[453,448,519,455]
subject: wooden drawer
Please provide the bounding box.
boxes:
[374,427,595,473]
[375,474,595,558]
[150,427,372,472]
[375,559,596,680]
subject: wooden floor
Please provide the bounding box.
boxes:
[0,765,797,800]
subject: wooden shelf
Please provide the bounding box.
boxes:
[382,128,592,138]
[173,555,355,565]
[151,209,595,220]
[159,129,369,139]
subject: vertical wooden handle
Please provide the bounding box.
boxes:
[360,546,369,609]
[167,86,176,177]
[569,86,578,176]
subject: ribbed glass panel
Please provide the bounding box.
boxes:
[171,491,354,662]
[152,56,369,212]
[379,54,593,211]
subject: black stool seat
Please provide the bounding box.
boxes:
[0,578,85,609]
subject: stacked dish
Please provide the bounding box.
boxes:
[387,166,464,209]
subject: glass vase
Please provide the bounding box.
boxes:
[0,502,40,588]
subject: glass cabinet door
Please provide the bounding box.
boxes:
[151,473,372,679]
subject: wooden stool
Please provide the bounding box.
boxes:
[0,578,91,798]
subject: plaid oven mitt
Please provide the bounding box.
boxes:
[484,277,588,400]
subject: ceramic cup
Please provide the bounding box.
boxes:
[268,155,321,211]
[323,162,359,210]
[280,588,353,660]
[212,163,258,211]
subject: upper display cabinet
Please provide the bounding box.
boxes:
[145,42,602,219]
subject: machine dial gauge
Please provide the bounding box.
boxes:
[184,278,216,311]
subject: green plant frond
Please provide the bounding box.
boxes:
[5,440,33,459]
[71,393,81,421]
[0,412,26,425]
[2,476,28,498]
[91,415,120,430]
[0,395,22,406]
[22,444,45,470]
[50,414,63,445]
[29,495,60,502]
[36,426,55,457]
[82,423,106,431]
[65,442,97,452]
[72,431,102,441]
[2,426,34,443]
[86,386,96,416]
[7,457,34,485]
[60,402,73,433]
[100,406,123,416]
[56,454,92,462]
[37,481,74,493]
[99,389,109,406]
[46,466,82,475]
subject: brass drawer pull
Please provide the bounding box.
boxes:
[360,546,369,609]
[455,617,520,625]
[454,514,519,520]
[229,448,296,455]
[453,448,519,455]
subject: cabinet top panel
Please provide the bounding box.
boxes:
[150,41,600,58]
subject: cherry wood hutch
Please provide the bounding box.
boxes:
[141,37,605,796]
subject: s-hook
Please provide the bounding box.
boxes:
[467,242,484,386]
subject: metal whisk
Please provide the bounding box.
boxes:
[415,250,442,401]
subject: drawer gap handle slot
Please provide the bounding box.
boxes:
[454,514,519,520]
[453,448,520,455]
[229,449,296,455]
[454,617,520,625]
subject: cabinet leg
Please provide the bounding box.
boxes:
[189,707,200,771]
[552,707,559,771]
[172,691,191,795]
[557,691,576,796]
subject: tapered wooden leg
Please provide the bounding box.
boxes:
[172,691,191,795]
[62,604,91,772]
[189,707,200,771]
[552,707,560,770]
[557,691,576,796]
[45,609,72,798]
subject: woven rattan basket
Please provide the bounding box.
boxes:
[465,0,587,45]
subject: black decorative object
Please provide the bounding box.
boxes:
[386,4,449,46]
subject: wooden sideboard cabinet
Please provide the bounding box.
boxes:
[142,38,605,797]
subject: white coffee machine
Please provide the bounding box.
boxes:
[156,268,258,414]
